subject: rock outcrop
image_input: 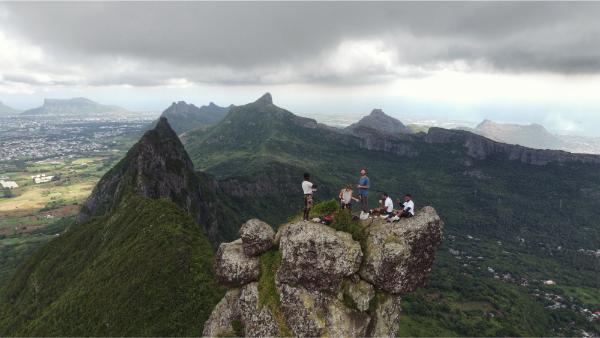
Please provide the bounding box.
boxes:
[359,206,443,294]
[347,109,412,135]
[204,208,443,337]
[240,219,275,257]
[277,221,362,292]
[215,239,260,286]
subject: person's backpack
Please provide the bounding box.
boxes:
[323,214,334,225]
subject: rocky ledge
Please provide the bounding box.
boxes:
[204,208,444,337]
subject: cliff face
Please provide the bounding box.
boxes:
[203,207,443,337]
[77,117,240,245]
[425,127,600,165]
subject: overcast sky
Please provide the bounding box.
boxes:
[1,2,600,135]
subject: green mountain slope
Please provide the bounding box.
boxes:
[0,118,237,336]
[0,196,223,336]
[185,94,600,335]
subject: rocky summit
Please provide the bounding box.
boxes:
[203,207,444,337]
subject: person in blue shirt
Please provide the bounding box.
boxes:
[357,168,370,217]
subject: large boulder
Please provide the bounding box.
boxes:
[215,239,260,286]
[278,283,329,337]
[277,221,362,293]
[240,219,275,256]
[359,206,443,294]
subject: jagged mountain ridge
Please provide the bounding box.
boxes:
[159,101,231,134]
[22,97,129,116]
[182,94,600,335]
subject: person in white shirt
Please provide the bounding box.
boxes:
[302,172,317,221]
[382,192,394,218]
[339,185,358,210]
[400,194,415,218]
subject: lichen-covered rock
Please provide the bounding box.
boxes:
[202,288,241,337]
[278,283,329,337]
[277,221,362,293]
[366,293,402,337]
[344,277,375,312]
[360,206,443,294]
[215,239,259,286]
[238,282,279,337]
[239,219,275,256]
[325,299,370,337]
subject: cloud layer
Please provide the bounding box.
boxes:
[2,2,600,89]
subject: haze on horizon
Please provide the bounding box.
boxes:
[1,2,600,136]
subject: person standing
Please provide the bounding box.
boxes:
[357,168,370,218]
[302,173,317,221]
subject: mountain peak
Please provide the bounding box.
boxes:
[254,92,273,105]
[77,117,196,223]
[369,108,386,116]
[347,109,411,135]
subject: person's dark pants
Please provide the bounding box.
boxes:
[341,202,352,210]
[359,194,369,213]
[400,210,413,218]
[303,194,313,221]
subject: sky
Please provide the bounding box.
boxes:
[1,2,600,135]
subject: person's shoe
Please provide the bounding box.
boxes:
[390,216,400,222]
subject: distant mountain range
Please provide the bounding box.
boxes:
[0,101,21,115]
[2,93,599,336]
[21,97,130,116]
[463,119,600,154]
[158,101,231,134]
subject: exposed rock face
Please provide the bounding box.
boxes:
[77,117,240,246]
[474,119,563,150]
[360,206,443,294]
[202,288,241,337]
[425,127,600,165]
[277,221,362,293]
[204,209,443,337]
[366,293,403,337]
[345,277,375,312]
[215,239,259,286]
[239,219,275,256]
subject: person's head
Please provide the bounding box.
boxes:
[382,192,389,198]
[346,184,352,190]
[404,194,412,201]
[360,168,367,176]
[304,172,310,180]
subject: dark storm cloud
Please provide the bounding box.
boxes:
[2,2,600,86]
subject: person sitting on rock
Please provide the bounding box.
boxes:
[302,172,317,221]
[382,192,394,219]
[339,184,358,210]
[400,194,415,218]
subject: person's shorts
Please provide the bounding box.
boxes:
[304,194,313,209]
[341,202,352,210]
